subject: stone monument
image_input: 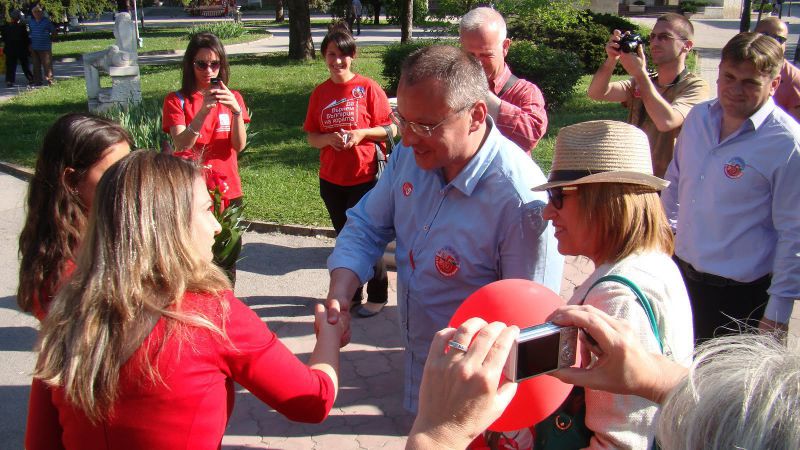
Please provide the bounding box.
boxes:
[83,12,141,112]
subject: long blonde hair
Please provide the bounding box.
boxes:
[35,151,230,423]
[578,183,674,264]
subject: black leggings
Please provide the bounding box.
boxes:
[320,178,388,305]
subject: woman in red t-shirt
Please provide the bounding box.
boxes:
[26,152,344,450]
[17,113,132,321]
[304,26,394,317]
[162,31,249,281]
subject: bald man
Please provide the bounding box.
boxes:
[459,7,547,155]
[755,17,800,122]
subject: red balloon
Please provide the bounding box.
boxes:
[448,279,574,432]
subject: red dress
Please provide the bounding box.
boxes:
[25,290,335,450]
[162,90,250,200]
[303,74,392,186]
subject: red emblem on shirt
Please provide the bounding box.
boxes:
[724,157,745,179]
[434,247,460,277]
[402,182,413,197]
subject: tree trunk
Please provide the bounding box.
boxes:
[288,0,314,60]
[400,0,413,43]
[740,0,752,32]
[370,0,381,24]
[276,0,285,22]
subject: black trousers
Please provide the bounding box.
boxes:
[4,51,33,85]
[320,178,388,305]
[675,257,770,342]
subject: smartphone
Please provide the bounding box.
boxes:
[210,77,221,86]
[504,322,578,382]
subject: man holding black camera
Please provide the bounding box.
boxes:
[588,13,708,177]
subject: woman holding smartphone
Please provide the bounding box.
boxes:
[162,31,248,208]
[163,31,249,282]
[26,152,343,450]
[304,25,393,317]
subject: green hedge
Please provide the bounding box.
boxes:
[381,39,458,96]
[506,41,584,110]
[381,39,583,110]
[508,11,651,76]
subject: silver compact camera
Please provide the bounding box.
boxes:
[504,322,578,382]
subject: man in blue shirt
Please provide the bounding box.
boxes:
[324,45,563,411]
[28,5,55,86]
[662,32,800,340]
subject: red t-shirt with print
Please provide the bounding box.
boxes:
[162,90,250,200]
[303,74,392,186]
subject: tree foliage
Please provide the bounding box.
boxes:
[1,0,115,22]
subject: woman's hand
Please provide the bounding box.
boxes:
[407,318,519,450]
[314,300,345,341]
[342,129,367,150]
[328,132,348,151]
[547,305,686,404]
[209,80,242,114]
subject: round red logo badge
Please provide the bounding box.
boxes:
[724,157,745,179]
[402,182,413,197]
[434,246,460,277]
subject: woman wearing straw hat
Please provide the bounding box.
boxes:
[532,120,694,449]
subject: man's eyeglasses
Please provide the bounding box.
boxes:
[390,104,472,137]
[546,186,578,210]
[648,33,687,42]
[194,60,221,70]
[761,32,787,44]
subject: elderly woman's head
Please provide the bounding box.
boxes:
[534,121,672,265]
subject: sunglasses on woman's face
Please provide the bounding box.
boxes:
[194,60,221,71]
[546,186,578,210]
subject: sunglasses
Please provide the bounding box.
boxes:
[193,60,221,70]
[761,32,787,44]
[546,186,578,210]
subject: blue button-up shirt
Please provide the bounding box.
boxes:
[328,119,563,411]
[662,98,800,323]
[28,16,54,51]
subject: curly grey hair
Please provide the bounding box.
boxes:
[657,333,800,450]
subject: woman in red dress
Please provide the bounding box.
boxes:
[26,152,344,449]
[17,113,131,321]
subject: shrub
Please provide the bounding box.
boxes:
[587,12,644,35]
[506,40,584,110]
[510,17,609,75]
[384,0,430,25]
[381,39,458,96]
[186,21,247,40]
[102,99,170,151]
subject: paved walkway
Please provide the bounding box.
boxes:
[2,12,800,450]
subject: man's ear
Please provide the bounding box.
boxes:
[469,101,488,132]
[683,39,694,54]
[502,38,511,58]
[770,74,782,96]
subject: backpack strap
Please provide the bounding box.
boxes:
[497,73,519,98]
[381,124,395,154]
[582,274,664,354]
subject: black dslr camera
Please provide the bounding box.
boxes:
[617,33,643,53]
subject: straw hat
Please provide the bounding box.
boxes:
[532,120,669,191]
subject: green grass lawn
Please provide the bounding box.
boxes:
[53,25,271,59]
[0,47,626,226]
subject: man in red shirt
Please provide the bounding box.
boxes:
[459,7,547,155]
[755,16,800,122]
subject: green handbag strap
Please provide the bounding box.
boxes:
[583,274,664,354]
